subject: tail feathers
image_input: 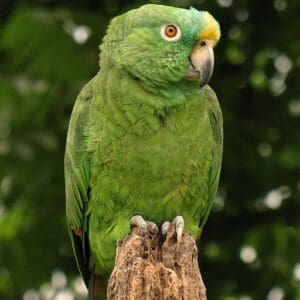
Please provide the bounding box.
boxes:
[88,274,106,300]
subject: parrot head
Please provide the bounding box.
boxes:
[100,4,220,88]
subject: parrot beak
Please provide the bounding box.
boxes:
[184,39,214,88]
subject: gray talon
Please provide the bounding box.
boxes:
[130,215,148,234]
[147,221,159,234]
[161,221,171,236]
[130,215,159,235]
[173,216,184,242]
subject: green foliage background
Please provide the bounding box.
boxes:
[0,0,299,299]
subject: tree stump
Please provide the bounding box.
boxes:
[107,224,207,300]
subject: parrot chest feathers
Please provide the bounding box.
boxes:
[88,83,216,224]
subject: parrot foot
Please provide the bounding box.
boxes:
[161,216,185,243]
[130,215,158,235]
[173,216,184,242]
[146,221,159,234]
[161,221,171,236]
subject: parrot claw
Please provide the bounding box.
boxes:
[130,215,148,234]
[161,221,171,236]
[130,215,158,236]
[161,216,185,242]
[173,216,184,243]
[146,221,159,234]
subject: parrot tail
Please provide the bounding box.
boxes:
[88,274,106,300]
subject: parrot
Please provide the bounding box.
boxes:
[64,4,222,299]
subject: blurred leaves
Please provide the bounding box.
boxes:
[1,8,96,82]
[0,0,299,299]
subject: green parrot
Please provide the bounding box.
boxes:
[65,4,222,298]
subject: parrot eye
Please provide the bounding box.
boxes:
[200,40,207,47]
[161,24,181,42]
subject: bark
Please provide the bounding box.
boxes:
[107,224,207,300]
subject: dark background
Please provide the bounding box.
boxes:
[0,0,299,299]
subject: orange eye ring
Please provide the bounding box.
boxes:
[161,24,181,42]
[165,25,178,38]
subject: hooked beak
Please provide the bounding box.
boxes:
[184,39,215,88]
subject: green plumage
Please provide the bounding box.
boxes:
[64,3,222,294]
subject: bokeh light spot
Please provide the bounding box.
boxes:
[267,287,284,300]
[274,55,292,74]
[228,26,242,40]
[23,289,39,300]
[226,45,245,65]
[269,77,286,96]
[240,296,252,300]
[72,26,91,44]
[236,9,249,22]
[51,270,67,289]
[240,246,257,264]
[274,0,287,11]
[293,263,300,281]
[258,142,272,157]
[251,70,267,90]
[204,242,221,259]
[73,277,88,298]
[54,289,74,300]
[263,186,291,210]
[288,99,300,117]
[217,0,233,8]
[63,20,91,44]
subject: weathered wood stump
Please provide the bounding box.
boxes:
[107,224,207,300]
